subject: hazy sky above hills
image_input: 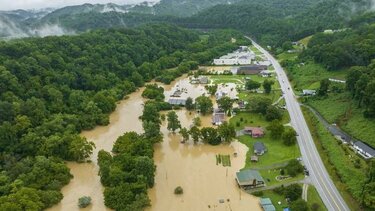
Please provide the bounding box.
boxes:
[0,0,158,11]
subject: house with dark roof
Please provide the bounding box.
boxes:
[237,65,268,75]
[235,169,265,189]
[254,141,267,155]
[353,141,375,159]
[244,127,265,138]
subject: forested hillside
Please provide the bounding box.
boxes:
[300,24,375,119]
[0,24,248,209]
[178,0,374,47]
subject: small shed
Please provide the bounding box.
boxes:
[251,155,259,162]
[235,169,265,189]
[254,141,267,155]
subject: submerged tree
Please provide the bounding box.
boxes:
[195,96,213,115]
[179,127,190,142]
[217,96,233,114]
[189,126,201,143]
[217,122,236,143]
[167,111,181,133]
[78,196,92,208]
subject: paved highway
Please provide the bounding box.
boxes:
[247,37,350,211]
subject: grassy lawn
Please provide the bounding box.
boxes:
[236,135,301,169]
[230,112,297,169]
[307,186,328,211]
[260,189,289,211]
[299,35,313,47]
[209,75,245,84]
[286,62,348,91]
[239,90,283,104]
[302,107,366,211]
[260,169,304,186]
[260,184,327,211]
[250,45,262,55]
[277,52,298,62]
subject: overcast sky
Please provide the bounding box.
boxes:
[0,0,157,11]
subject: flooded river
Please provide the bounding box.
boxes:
[49,75,261,211]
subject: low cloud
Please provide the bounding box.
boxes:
[31,24,75,37]
[0,0,159,11]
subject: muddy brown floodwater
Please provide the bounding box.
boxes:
[48,88,145,211]
[49,75,261,211]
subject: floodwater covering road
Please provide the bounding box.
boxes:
[49,75,261,211]
[247,37,349,211]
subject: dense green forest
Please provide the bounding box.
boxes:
[0,24,249,209]
[178,0,373,47]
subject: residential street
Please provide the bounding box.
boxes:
[247,36,350,211]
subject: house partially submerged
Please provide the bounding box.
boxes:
[168,98,187,106]
[353,141,375,159]
[191,76,209,84]
[235,169,265,189]
[215,90,228,100]
[244,127,265,138]
[260,198,276,211]
[236,65,268,75]
[212,109,225,125]
[254,141,267,155]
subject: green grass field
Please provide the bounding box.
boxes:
[302,108,366,211]
[307,186,328,211]
[250,45,262,55]
[260,190,289,211]
[209,75,245,84]
[230,112,298,169]
[286,62,348,91]
[259,169,304,186]
[299,35,313,47]
[277,52,298,62]
[260,184,327,211]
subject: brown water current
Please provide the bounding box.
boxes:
[49,75,261,211]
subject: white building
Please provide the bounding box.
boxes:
[302,90,316,96]
[353,141,375,159]
[213,47,255,65]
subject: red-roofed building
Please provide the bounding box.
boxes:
[244,127,265,138]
